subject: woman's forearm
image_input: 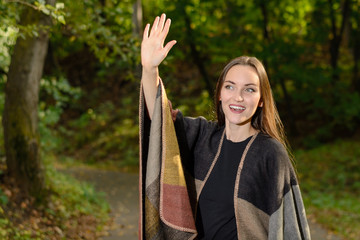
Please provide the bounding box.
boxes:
[141,67,159,119]
[140,13,176,119]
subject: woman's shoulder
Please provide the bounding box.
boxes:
[177,111,221,133]
[254,132,287,152]
[174,111,223,147]
[251,132,290,165]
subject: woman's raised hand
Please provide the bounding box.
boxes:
[141,13,177,70]
[141,14,176,119]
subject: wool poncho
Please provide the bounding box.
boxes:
[139,80,311,240]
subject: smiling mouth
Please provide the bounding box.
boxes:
[230,105,245,111]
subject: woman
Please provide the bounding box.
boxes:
[139,13,311,240]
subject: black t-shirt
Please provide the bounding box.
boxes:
[196,136,251,240]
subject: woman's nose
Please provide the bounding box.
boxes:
[235,92,244,102]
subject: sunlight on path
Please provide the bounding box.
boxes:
[62,167,343,240]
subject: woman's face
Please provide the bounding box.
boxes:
[220,65,262,128]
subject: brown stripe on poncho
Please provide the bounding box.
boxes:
[139,80,197,239]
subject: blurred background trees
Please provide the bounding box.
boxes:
[0,0,359,239]
[3,0,56,201]
[2,0,359,163]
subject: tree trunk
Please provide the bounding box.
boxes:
[259,0,270,43]
[177,2,214,99]
[328,0,351,82]
[132,0,143,80]
[353,38,360,92]
[259,0,270,72]
[258,0,298,135]
[132,0,143,37]
[351,8,360,93]
[2,0,55,200]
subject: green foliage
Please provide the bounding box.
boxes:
[54,0,140,68]
[148,0,360,144]
[0,26,17,82]
[59,97,139,169]
[41,0,142,169]
[0,158,109,239]
[0,89,4,156]
[0,215,42,240]
[39,76,82,152]
[1,0,360,237]
[0,189,8,205]
[0,218,41,240]
[296,140,360,239]
[35,1,66,24]
[45,161,110,220]
[175,89,215,121]
[1,0,66,40]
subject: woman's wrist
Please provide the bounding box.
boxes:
[142,66,158,76]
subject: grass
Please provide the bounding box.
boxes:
[295,139,360,240]
[0,153,110,240]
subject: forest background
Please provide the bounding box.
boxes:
[0,0,359,239]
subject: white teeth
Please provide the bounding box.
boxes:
[230,105,245,110]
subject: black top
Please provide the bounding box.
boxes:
[196,136,251,240]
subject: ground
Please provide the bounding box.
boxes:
[63,167,343,240]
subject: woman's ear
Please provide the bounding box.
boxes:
[258,101,263,107]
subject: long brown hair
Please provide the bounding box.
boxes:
[214,56,288,149]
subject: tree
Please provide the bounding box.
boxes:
[132,0,143,37]
[255,0,299,135]
[350,2,360,92]
[328,0,351,82]
[2,0,55,200]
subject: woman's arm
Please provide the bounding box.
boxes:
[141,13,177,119]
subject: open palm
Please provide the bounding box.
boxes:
[141,14,177,70]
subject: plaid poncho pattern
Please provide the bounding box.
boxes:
[139,81,311,240]
[139,81,197,239]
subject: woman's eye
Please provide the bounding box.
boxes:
[225,85,234,90]
[245,88,255,93]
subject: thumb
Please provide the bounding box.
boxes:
[163,40,177,55]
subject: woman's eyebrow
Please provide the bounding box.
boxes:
[245,83,259,86]
[224,80,259,87]
[224,80,236,84]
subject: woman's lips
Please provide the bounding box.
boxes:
[229,104,245,113]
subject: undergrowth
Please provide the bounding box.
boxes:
[58,99,139,170]
[0,156,110,240]
[295,139,360,240]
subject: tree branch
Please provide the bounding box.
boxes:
[4,0,38,10]
[339,0,351,40]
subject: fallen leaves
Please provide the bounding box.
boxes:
[0,165,110,240]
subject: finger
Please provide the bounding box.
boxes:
[163,40,177,55]
[150,16,160,36]
[172,109,179,122]
[160,18,171,41]
[158,13,166,33]
[143,23,150,39]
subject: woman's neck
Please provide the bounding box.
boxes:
[225,122,257,142]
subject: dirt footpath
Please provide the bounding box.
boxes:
[64,168,138,240]
[63,168,342,240]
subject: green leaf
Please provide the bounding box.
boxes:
[41,8,50,15]
[56,2,65,10]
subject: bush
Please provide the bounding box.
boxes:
[0,156,110,240]
[296,139,360,240]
